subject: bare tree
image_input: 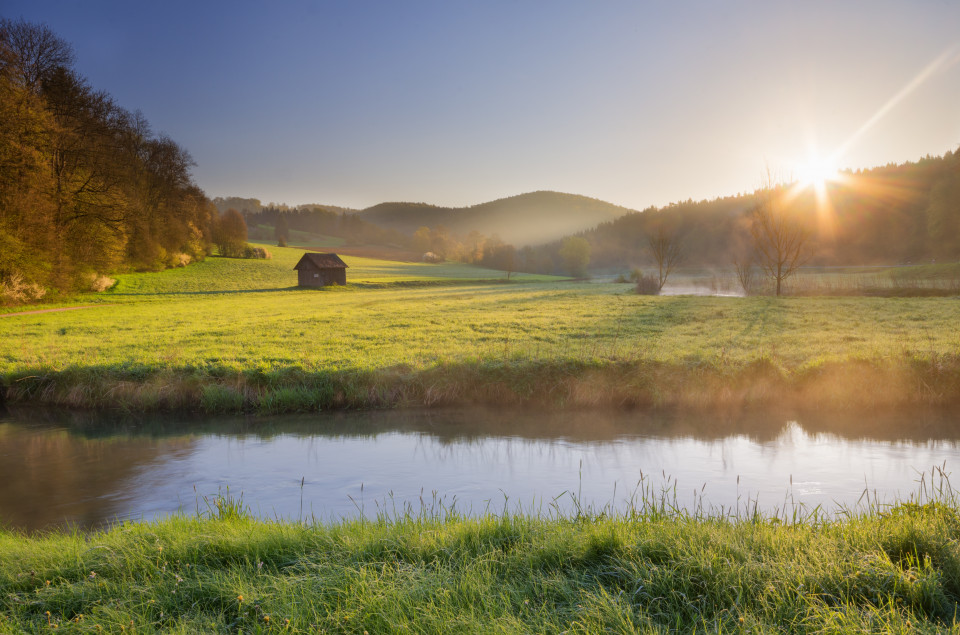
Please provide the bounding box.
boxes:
[749,186,809,296]
[0,18,74,90]
[648,225,684,291]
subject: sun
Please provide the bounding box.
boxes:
[796,155,840,191]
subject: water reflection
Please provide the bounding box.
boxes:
[1,407,958,532]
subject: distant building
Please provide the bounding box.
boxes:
[294,253,348,287]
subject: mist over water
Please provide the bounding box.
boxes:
[2,407,957,532]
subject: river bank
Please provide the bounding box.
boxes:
[2,483,959,632]
[4,355,960,414]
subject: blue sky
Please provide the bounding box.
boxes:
[5,0,960,210]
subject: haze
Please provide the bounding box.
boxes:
[7,0,960,210]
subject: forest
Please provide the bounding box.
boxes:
[239,203,410,249]
[575,151,960,272]
[0,19,216,301]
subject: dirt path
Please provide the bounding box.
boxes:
[0,305,107,318]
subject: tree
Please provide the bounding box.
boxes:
[0,18,74,90]
[749,185,809,296]
[213,208,248,257]
[0,19,214,299]
[429,225,455,259]
[412,226,432,254]
[274,213,289,246]
[465,230,485,263]
[559,236,591,277]
[925,151,960,260]
[647,224,684,291]
[483,242,516,279]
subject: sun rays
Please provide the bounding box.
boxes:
[775,44,960,238]
[795,154,840,193]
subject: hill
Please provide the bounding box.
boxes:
[502,149,960,274]
[357,191,636,245]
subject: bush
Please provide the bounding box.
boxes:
[88,274,116,292]
[635,272,660,295]
[243,246,272,259]
[615,268,644,283]
[0,272,46,305]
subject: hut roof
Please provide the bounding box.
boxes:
[293,253,349,270]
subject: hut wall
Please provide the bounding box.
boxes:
[298,268,318,287]
[321,269,347,285]
[298,267,345,287]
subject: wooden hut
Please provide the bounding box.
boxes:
[294,253,348,287]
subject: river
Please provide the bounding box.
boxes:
[1,407,957,531]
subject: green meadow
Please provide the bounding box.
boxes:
[2,245,959,412]
[4,484,960,633]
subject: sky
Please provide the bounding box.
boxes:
[5,0,960,211]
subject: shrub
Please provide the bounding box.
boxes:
[88,274,116,292]
[0,272,46,305]
[635,272,660,295]
[243,246,272,259]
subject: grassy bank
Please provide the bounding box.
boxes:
[3,246,960,412]
[3,487,960,632]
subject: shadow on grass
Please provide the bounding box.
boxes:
[106,286,304,296]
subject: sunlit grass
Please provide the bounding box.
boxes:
[2,474,960,632]
[2,251,959,411]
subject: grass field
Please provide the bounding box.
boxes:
[2,246,960,412]
[3,479,960,633]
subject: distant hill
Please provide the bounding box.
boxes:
[357,191,636,245]
[563,149,960,271]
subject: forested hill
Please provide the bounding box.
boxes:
[0,19,215,300]
[570,150,960,271]
[357,191,635,245]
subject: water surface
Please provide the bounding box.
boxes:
[1,407,957,532]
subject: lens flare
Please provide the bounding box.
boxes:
[796,156,840,191]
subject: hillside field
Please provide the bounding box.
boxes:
[2,245,959,412]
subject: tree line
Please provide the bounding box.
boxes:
[0,19,217,301]
[240,204,410,248]
[579,150,960,272]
